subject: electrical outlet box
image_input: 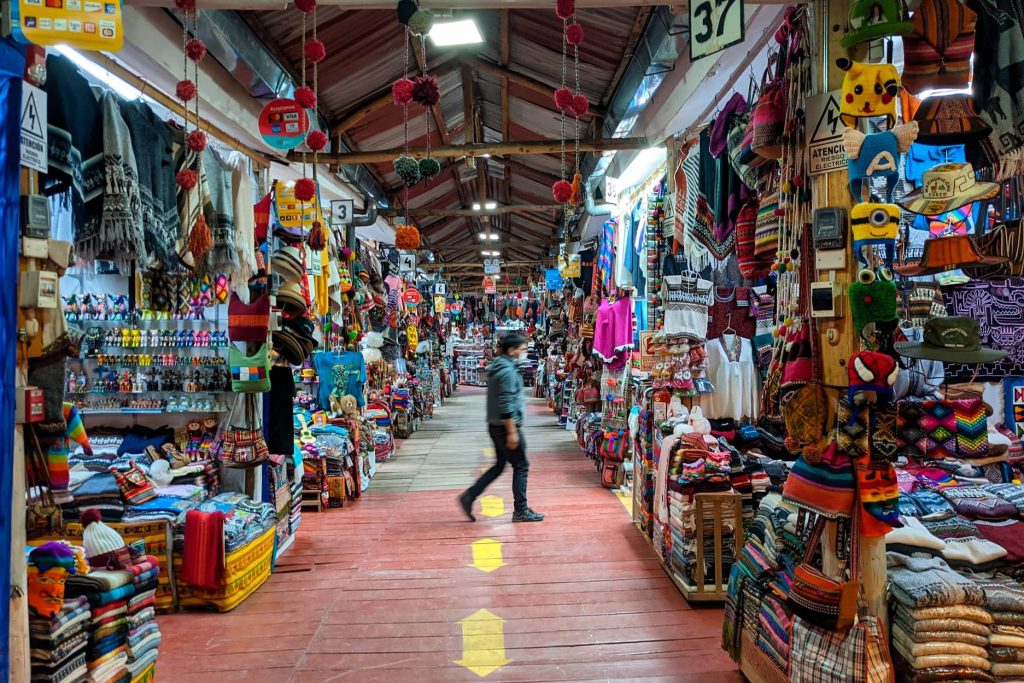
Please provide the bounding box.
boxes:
[813,207,847,251]
[815,249,847,271]
[19,270,58,308]
[16,386,44,424]
[811,282,841,318]
[21,237,48,259]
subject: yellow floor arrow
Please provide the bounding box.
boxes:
[454,608,511,678]
[470,538,504,573]
[480,446,495,474]
[479,495,504,518]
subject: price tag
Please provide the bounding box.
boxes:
[689,0,745,62]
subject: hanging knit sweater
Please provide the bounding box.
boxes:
[96,91,146,266]
[201,147,238,274]
[228,152,257,297]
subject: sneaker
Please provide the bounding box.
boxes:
[512,509,544,523]
[458,492,476,522]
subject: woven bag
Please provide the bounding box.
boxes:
[791,615,895,683]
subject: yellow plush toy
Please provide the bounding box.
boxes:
[837,58,900,128]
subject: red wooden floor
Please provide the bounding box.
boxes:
[156,388,741,682]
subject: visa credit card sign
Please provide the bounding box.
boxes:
[258,98,310,151]
[11,0,124,52]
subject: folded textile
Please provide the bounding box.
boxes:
[907,490,957,521]
[894,613,992,638]
[906,653,992,671]
[942,487,1019,521]
[29,631,88,666]
[942,535,1009,569]
[990,632,1024,648]
[994,612,1024,626]
[905,667,995,683]
[29,651,86,683]
[990,646,1024,663]
[64,570,132,596]
[898,604,994,624]
[976,520,1024,564]
[888,516,947,554]
[992,662,1024,677]
[887,553,986,607]
[974,576,1024,612]
[893,624,989,658]
[984,484,1024,515]
[180,509,225,590]
[85,584,134,607]
[922,515,982,540]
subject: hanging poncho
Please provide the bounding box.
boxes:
[200,147,238,274]
[120,100,177,268]
[96,91,146,266]
[43,54,103,251]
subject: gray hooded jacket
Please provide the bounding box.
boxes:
[486,354,525,427]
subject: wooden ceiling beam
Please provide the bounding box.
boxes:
[601,8,653,108]
[292,136,651,164]
[414,36,451,145]
[461,56,604,118]
[499,9,511,143]
[381,204,558,217]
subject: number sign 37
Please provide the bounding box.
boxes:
[689,0,745,62]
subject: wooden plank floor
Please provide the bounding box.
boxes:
[156,387,742,682]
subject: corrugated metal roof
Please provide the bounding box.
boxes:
[247,5,645,260]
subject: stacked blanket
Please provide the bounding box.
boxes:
[29,596,90,683]
[888,553,992,681]
[125,556,161,680]
[973,576,1024,681]
[65,570,135,682]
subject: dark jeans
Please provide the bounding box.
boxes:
[465,424,529,514]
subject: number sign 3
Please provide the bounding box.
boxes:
[689,0,745,62]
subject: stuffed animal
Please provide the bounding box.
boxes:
[689,406,711,435]
[667,395,688,420]
[361,330,384,364]
[837,58,900,128]
[337,394,360,419]
[27,542,78,619]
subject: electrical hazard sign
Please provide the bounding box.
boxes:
[20,83,47,174]
[806,90,844,176]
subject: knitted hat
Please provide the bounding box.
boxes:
[838,59,900,128]
[28,541,78,574]
[81,509,131,569]
[850,203,900,270]
[913,96,992,145]
[273,246,305,284]
[780,321,814,393]
[844,124,918,202]
[842,0,913,46]
[848,276,898,334]
[782,440,856,518]
[847,350,898,405]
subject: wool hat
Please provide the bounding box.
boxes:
[847,350,898,406]
[780,321,814,392]
[901,162,999,215]
[895,233,1008,277]
[913,96,992,145]
[845,124,918,202]
[902,0,977,95]
[895,316,1009,363]
[850,203,900,270]
[849,275,899,335]
[273,246,305,284]
[275,281,307,313]
[28,541,78,574]
[81,509,131,569]
[782,440,856,519]
[838,59,900,128]
[841,0,913,47]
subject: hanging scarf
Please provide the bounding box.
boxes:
[96,91,146,266]
[43,54,103,249]
[228,152,258,298]
[200,147,238,274]
[120,100,177,269]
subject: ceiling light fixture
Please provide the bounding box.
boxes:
[472,202,482,211]
[478,232,487,239]
[489,233,499,240]
[485,201,497,209]
[429,18,484,47]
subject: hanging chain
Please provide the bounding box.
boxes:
[312,4,319,170]
[423,37,430,159]
[560,20,567,183]
[573,13,580,177]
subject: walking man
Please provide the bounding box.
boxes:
[459,333,544,523]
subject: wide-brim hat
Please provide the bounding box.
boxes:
[273,246,305,284]
[901,162,999,215]
[273,328,310,365]
[894,316,1008,363]
[275,281,307,312]
[894,234,1007,277]
[913,95,992,145]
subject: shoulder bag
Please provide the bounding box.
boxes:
[788,515,859,630]
[229,343,271,393]
[790,614,895,683]
[218,394,270,469]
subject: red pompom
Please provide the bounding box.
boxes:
[294,0,316,13]
[306,129,328,151]
[187,129,208,152]
[554,86,574,112]
[295,178,316,202]
[175,79,197,102]
[411,75,441,107]
[174,0,196,10]
[294,86,317,109]
[392,78,414,106]
[565,22,584,45]
[185,39,207,63]
[81,508,103,528]
[556,0,575,20]
[552,180,573,203]
[304,39,326,64]
[176,169,198,191]
[571,94,590,117]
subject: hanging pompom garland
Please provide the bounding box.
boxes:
[306,129,328,151]
[418,156,441,181]
[392,77,414,105]
[571,94,589,118]
[304,39,326,64]
[556,0,575,20]
[294,85,317,109]
[294,178,317,202]
[396,0,418,25]
[395,224,421,250]
[566,22,584,46]
[189,214,213,263]
[307,220,328,250]
[411,75,440,106]
[176,169,198,191]
[554,86,574,112]
[394,154,421,186]
[293,0,316,13]
[175,79,197,102]
[187,129,208,152]
[407,9,433,36]
[552,179,572,203]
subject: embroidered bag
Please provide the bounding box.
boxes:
[790,615,895,683]
[735,197,765,279]
[789,516,859,630]
[228,292,270,343]
[783,440,856,519]
[754,191,781,261]
[218,394,270,469]
[229,343,271,393]
[601,429,629,462]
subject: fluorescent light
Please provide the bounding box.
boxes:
[472,203,482,211]
[617,147,667,190]
[478,232,487,239]
[485,201,497,209]
[480,154,491,158]
[488,233,499,240]
[481,250,492,256]
[430,18,484,47]
[55,45,142,100]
